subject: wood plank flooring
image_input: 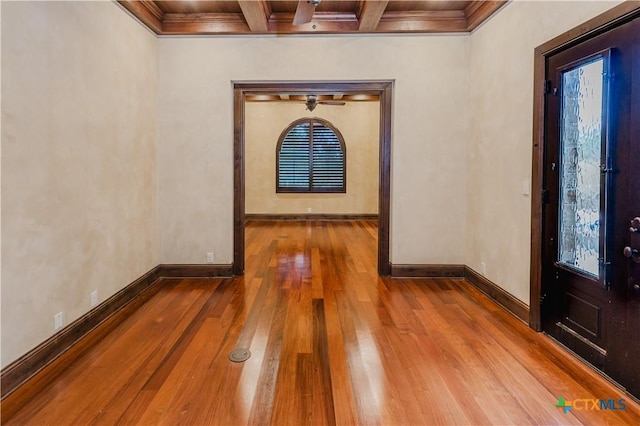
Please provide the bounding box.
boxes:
[3,220,640,425]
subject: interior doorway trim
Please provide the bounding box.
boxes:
[530,2,640,331]
[233,80,393,276]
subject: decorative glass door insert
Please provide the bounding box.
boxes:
[558,53,610,280]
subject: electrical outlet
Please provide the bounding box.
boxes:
[206,252,214,263]
[91,291,98,307]
[54,312,64,331]
[480,262,487,276]
[307,207,312,213]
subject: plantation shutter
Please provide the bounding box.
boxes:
[277,118,345,193]
[278,122,310,190]
[312,122,345,190]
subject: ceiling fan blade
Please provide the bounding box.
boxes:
[293,0,315,25]
[319,101,346,106]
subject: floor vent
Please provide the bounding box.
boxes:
[228,348,251,363]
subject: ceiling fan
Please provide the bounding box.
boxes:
[303,95,345,111]
[293,0,322,25]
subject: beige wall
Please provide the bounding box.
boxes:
[467,0,624,305]
[157,35,469,265]
[245,101,379,215]
[1,1,159,367]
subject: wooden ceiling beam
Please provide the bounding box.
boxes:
[162,13,250,35]
[118,1,507,35]
[268,12,359,34]
[376,11,467,33]
[465,0,507,31]
[358,0,389,32]
[117,0,163,34]
[238,0,269,32]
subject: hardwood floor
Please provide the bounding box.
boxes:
[3,220,639,425]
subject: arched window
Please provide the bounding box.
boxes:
[276,118,346,193]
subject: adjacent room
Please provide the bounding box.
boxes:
[2,1,639,424]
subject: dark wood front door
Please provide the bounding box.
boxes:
[541,17,640,398]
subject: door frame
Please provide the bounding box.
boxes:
[233,80,393,276]
[530,2,640,330]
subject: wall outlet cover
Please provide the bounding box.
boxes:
[54,312,64,331]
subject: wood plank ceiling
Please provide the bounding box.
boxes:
[118,0,507,35]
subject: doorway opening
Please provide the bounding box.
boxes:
[233,81,393,276]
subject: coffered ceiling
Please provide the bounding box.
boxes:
[118,0,507,35]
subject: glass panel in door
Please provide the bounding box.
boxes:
[558,58,605,278]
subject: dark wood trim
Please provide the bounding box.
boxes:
[233,81,393,277]
[534,1,640,57]
[390,264,465,278]
[530,39,546,331]
[0,266,161,401]
[233,86,245,276]
[158,264,234,278]
[465,266,529,324]
[245,214,378,222]
[530,1,640,331]
[378,83,392,276]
